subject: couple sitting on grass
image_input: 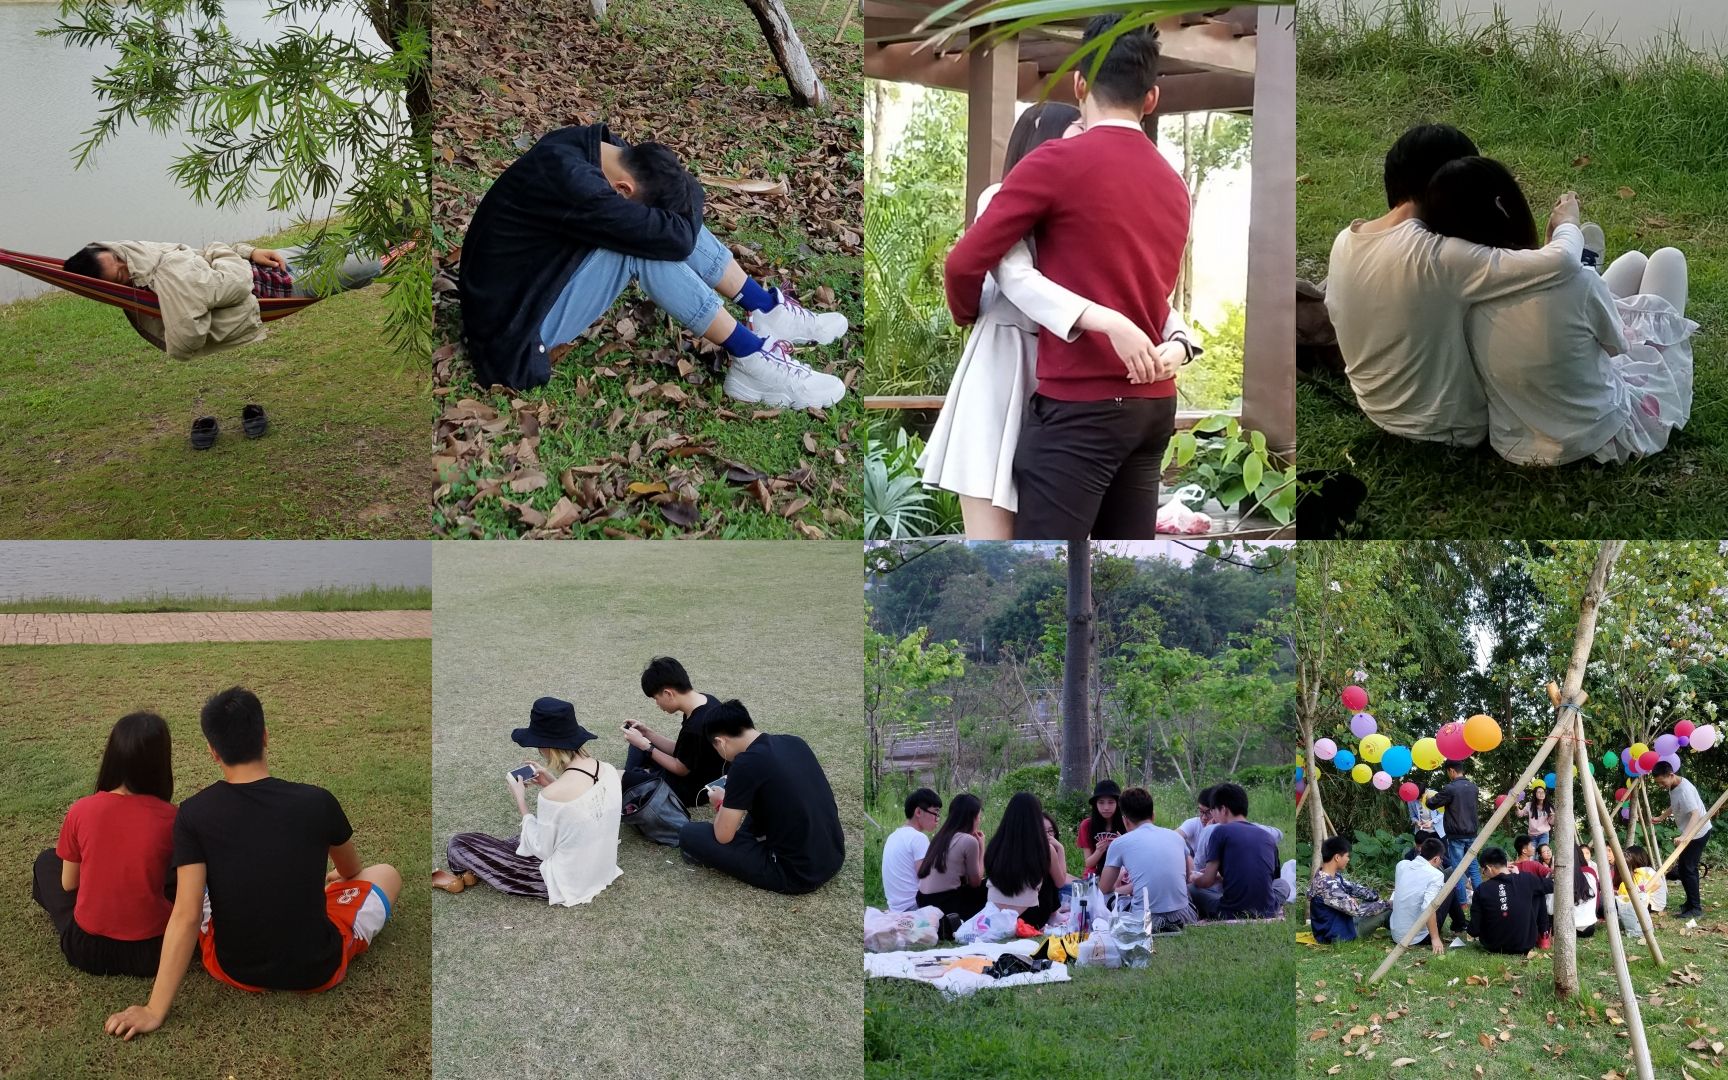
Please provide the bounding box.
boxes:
[432,657,844,901]
[1327,123,1696,466]
[882,781,1287,937]
[29,690,401,1041]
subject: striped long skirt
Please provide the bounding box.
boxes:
[447,832,548,899]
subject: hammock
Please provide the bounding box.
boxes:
[0,247,321,350]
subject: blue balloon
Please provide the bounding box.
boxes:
[1544,772,1557,790]
[1380,745,1414,778]
[1295,766,1305,780]
[1334,749,1357,772]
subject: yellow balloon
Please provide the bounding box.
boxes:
[1630,742,1649,759]
[1412,737,1445,771]
[1531,778,1546,789]
[1351,763,1372,784]
[1463,713,1502,753]
[1360,733,1391,763]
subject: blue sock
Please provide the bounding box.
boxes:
[734,279,778,313]
[721,322,766,358]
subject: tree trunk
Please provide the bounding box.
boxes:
[1061,541,1094,795]
[739,0,828,109]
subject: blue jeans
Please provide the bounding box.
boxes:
[539,227,729,350]
[1446,834,1480,906]
[277,245,385,297]
[1532,831,1551,850]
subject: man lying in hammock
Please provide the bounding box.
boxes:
[62,241,386,359]
[458,124,848,410]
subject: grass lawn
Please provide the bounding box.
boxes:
[864,780,1297,1078]
[429,0,862,539]
[0,224,426,539]
[1296,865,1728,1078]
[1297,0,1728,537]
[431,542,864,1079]
[0,585,433,613]
[0,640,432,1079]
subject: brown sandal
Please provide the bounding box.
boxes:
[432,869,465,893]
[461,871,479,887]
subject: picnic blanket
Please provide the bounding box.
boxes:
[864,940,1071,998]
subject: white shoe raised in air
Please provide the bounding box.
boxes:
[1581,222,1605,271]
[748,287,849,345]
[724,336,845,410]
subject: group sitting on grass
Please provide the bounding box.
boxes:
[431,656,845,901]
[28,690,402,1041]
[880,779,1294,939]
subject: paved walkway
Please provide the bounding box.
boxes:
[0,610,433,646]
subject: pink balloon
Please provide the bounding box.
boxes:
[1313,738,1338,761]
[1435,722,1471,762]
[1494,794,1507,808]
[1614,787,1629,802]
[1675,720,1696,738]
[1638,750,1659,772]
[1398,782,1419,802]
[1372,771,1392,790]
[1692,725,1718,752]
[1350,712,1378,739]
[1654,734,1679,756]
[1342,685,1369,712]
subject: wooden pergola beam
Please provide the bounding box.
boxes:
[1240,2,1295,455]
[964,26,1018,223]
[864,43,1255,111]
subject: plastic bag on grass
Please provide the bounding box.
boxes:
[864,906,943,953]
[954,902,1020,945]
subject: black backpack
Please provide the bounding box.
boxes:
[620,775,689,846]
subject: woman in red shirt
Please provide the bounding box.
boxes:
[30,711,178,976]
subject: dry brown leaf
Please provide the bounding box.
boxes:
[1392,1059,1417,1068]
[1617,186,1636,199]
[699,175,791,196]
[627,481,669,496]
[616,317,637,342]
[544,497,581,530]
[509,471,548,494]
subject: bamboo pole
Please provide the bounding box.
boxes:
[1624,776,1642,848]
[1576,720,1663,966]
[1653,787,1728,879]
[1576,712,1656,1080]
[1638,783,1666,866]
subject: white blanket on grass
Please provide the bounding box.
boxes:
[863,940,1070,998]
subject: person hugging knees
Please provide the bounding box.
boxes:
[104,688,401,1041]
[1307,836,1391,944]
[676,700,845,895]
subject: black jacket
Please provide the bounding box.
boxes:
[458,125,704,389]
[1426,776,1480,836]
[1469,871,1552,954]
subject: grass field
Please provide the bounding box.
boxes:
[1297,861,1728,1078]
[0,585,433,614]
[428,0,862,539]
[1297,0,1728,537]
[864,779,1297,1078]
[0,224,424,539]
[430,542,864,1080]
[0,639,432,1079]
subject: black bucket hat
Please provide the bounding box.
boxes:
[1089,779,1122,807]
[511,697,597,751]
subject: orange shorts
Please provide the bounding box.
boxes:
[199,879,390,993]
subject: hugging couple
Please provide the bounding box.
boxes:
[1327,123,1697,466]
[917,14,1197,541]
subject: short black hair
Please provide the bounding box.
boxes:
[1420,838,1445,861]
[1321,835,1352,862]
[1445,759,1468,774]
[1213,782,1249,817]
[64,243,111,280]
[1652,762,1676,778]
[1197,784,1218,809]
[201,687,266,765]
[641,656,692,697]
[1079,14,1162,110]
[1480,846,1508,869]
[619,142,697,216]
[1383,123,1478,208]
[905,787,942,818]
[1513,834,1534,857]
[701,698,755,740]
[95,711,174,803]
[1119,786,1155,823]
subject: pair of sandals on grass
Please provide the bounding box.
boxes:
[189,404,268,450]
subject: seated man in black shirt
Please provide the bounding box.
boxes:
[620,656,727,808]
[105,687,402,1040]
[1468,846,1553,956]
[677,700,844,895]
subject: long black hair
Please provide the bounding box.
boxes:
[1529,784,1549,811]
[1003,102,1082,177]
[95,711,173,803]
[985,791,1053,897]
[918,792,982,878]
[1084,796,1124,841]
[1419,156,1539,251]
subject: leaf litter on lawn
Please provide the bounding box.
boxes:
[428,0,862,537]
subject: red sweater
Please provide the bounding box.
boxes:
[944,124,1190,401]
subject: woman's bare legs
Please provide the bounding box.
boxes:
[960,495,1014,539]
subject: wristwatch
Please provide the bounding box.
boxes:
[1168,332,1203,366]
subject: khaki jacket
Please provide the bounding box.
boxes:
[102,241,267,358]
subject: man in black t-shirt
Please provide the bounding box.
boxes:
[677,700,844,894]
[621,656,728,808]
[1468,847,1553,955]
[105,688,402,1041]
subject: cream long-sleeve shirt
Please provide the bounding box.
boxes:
[102,240,267,359]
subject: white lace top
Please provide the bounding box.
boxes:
[516,761,623,906]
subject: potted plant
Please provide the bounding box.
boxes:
[1161,414,1296,527]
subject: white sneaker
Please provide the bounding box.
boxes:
[724,336,845,409]
[1581,222,1605,271]
[1448,936,1469,949]
[748,287,848,345]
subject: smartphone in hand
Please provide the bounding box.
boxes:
[507,764,538,783]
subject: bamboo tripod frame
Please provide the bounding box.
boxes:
[1654,786,1728,879]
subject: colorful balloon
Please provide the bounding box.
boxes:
[1601,750,1619,772]
[1543,772,1557,790]
[1630,742,1650,760]
[1621,807,1632,820]
[1351,763,1372,784]
[1351,712,1378,739]
[1531,777,1546,789]
[1360,733,1391,763]
[1314,737,1338,761]
[1615,787,1629,802]
[1463,713,1502,753]
[1675,720,1696,738]
[1398,782,1420,802]
[1655,733,1680,756]
[1679,735,1691,748]
[1334,749,1356,771]
[1342,685,1369,712]
[1660,754,1682,773]
[1692,725,1717,752]
[1435,722,1471,762]
[1638,750,1659,772]
[1372,771,1392,790]
[1412,737,1445,771]
[1380,745,1414,778]
[1494,794,1507,808]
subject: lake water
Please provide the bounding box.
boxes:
[1437,0,1728,50]
[0,541,431,601]
[0,1,380,304]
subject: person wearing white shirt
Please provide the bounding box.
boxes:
[1390,839,1456,955]
[881,789,941,912]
